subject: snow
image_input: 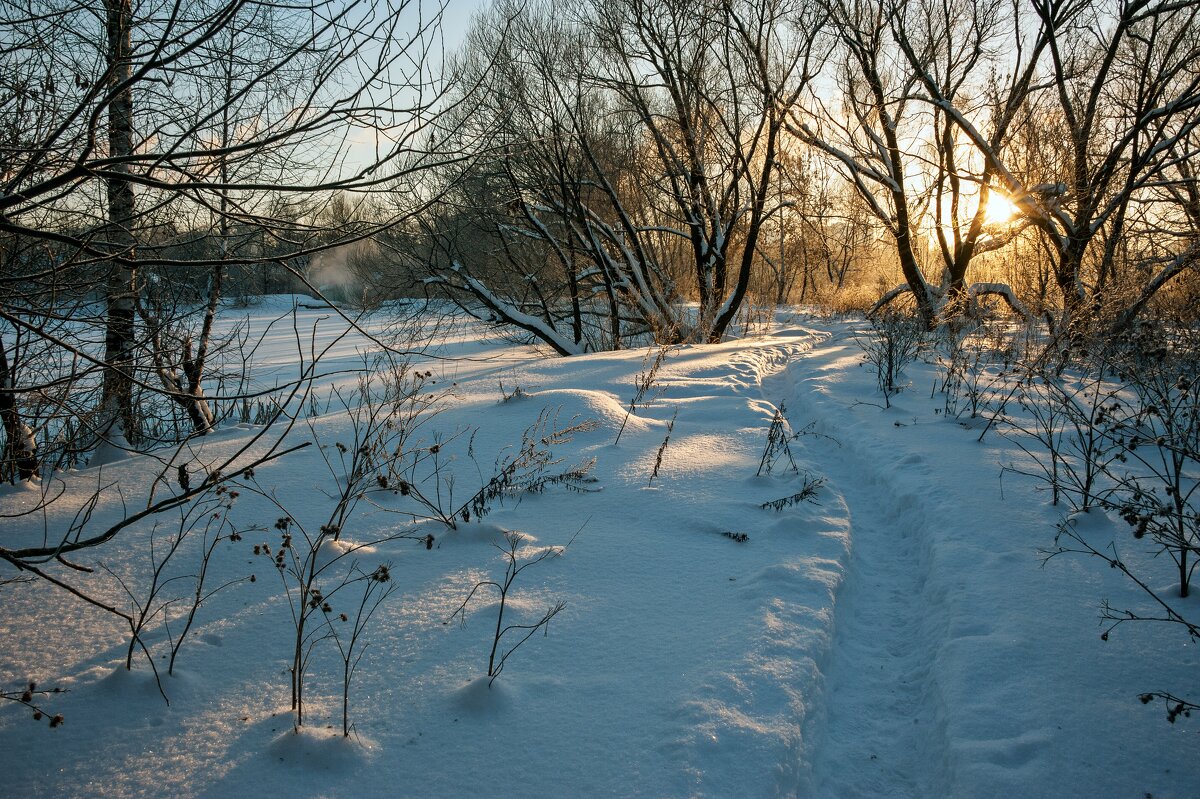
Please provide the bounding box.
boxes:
[1,304,1197,797]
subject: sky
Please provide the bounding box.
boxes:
[439,0,487,51]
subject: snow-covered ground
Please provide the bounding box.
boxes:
[1,299,1196,797]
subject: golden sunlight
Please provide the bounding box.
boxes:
[983,192,1019,224]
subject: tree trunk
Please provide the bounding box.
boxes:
[101,0,138,443]
[0,338,38,481]
[896,227,937,329]
[1055,242,1091,340]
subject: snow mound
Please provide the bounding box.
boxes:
[451,675,511,715]
[265,726,375,771]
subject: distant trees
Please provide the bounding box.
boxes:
[416,0,1197,344]
[421,0,829,352]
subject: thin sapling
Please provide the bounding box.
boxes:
[447,530,566,686]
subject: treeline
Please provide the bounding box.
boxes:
[420,0,1200,350]
[1,0,1198,475]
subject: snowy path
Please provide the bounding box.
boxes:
[766,318,1200,799]
[631,324,853,796]
[771,327,950,796]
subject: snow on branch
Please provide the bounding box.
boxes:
[967,283,1032,321]
[447,263,587,357]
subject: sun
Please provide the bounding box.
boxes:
[983,192,1020,224]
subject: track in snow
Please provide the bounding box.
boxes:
[775,336,951,797]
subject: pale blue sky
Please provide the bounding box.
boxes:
[439,0,487,51]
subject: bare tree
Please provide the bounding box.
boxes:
[422,0,828,352]
[909,0,1200,335]
[1108,125,1200,331]
[792,0,1035,326]
[0,0,458,461]
[101,0,138,444]
[791,0,939,323]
